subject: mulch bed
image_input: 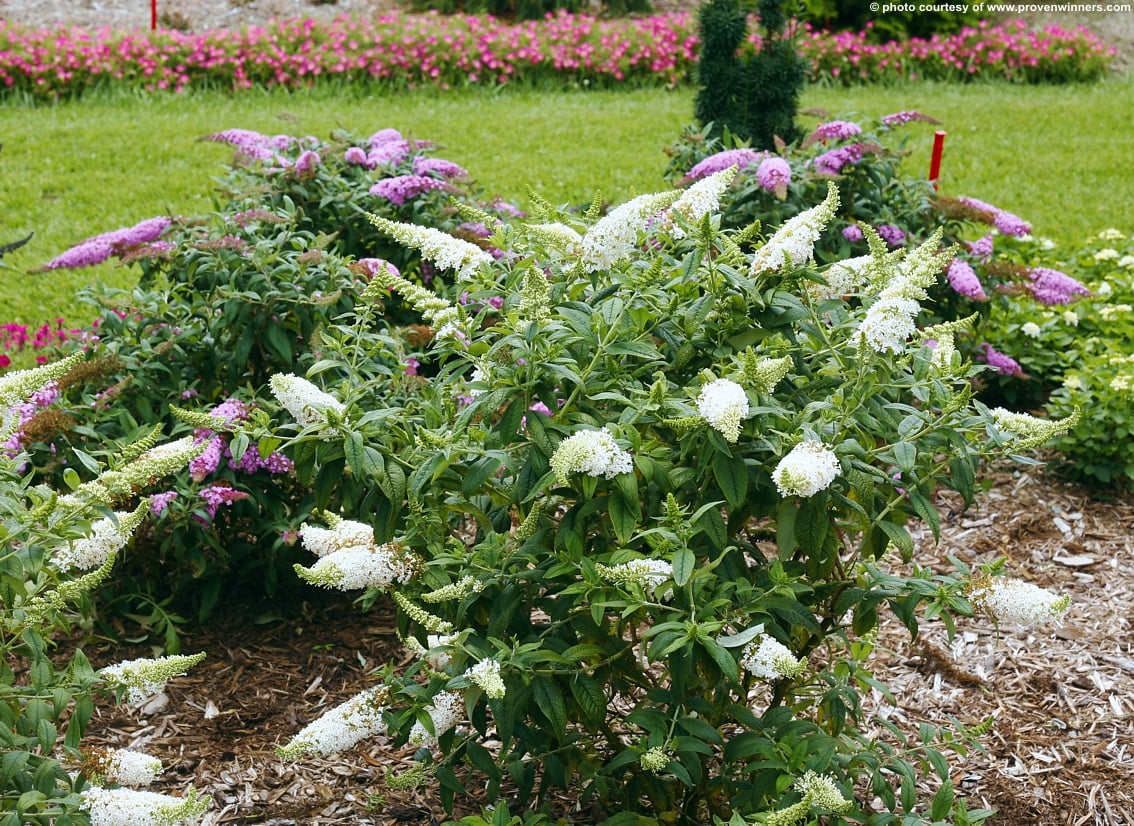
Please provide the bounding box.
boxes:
[68,462,1134,825]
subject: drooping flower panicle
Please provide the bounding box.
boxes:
[550,427,634,483]
[276,686,389,760]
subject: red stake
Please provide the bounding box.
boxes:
[928,130,947,191]
[151,0,157,29]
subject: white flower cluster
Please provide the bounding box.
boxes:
[99,749,163,787]
[814,255,871,300]
[464,658,506,699]
[80,786,207,826]
[667,166,736,237]
[276,686,389,760]
[550,427,633,483]
[54,506,147,571]
[971,578,1070,627]
[368,214,493,280]
[299,518,375,557]
[596,558,673,590]
[581,191,680,272]
[294,540,418,592]
[408,690,463,747]
[269,373,345,428]
[99,653,206,705]
[0,352,81,408]
[989,406,1079,450]
[772,441,840,498]
[639,746,671,774]
[855,231,951,354]
[750,182,839,276]
[696,378,750,443]
[422,575,484,603]
[406,632,459,671]
[740,630,807,680]
[794,770,852,811]
[526,222,583,257]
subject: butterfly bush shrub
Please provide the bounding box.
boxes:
[19,128,515,621]
[0,356,208,824]
[246,179,1073,824]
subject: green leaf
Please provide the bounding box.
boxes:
[698,635,739,683]
[672,547,695,588]
[878,520,914,562]
[676,715,723,745]
[609,494,637,545]
[907,488,941,541]
[712,452,748,509]
[263,322,293,363]
[569,675,607,725]
[695,506,726,550]
[892,440,917,473]
[794,496,829,556]
[533,677,567,741]
[930,779,956,820]
[462,455,504,496]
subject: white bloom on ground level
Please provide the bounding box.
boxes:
[1021,321,1042,338]
[550,427,633,483]
[465,658,507,699]
[970,578,1070,627]
[54,505,147,571]
[667,166,736,236]
[596,558,673,590]
[269,373,345,428]
[750,182,839,276]
[99,653,206,705]
[299,518,375,557]
[408,690,463,747]
[276,686,388,760]
[97,749,163,787]
[368,214,493,280]
[294,541,418,592]
[581,191,680,272]
[80,786,207,826]
[740,631,807,680]
[772,441,840,498]
[696,378,750,443]
[412,632,459,671]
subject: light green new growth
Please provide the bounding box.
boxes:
[640,746,670,774]
[361,260,453,323]
[738,349,792,394]
[392,591,454,634]
[24,550,119,620]
[116,423,165,465]
[766,771,853,826]
[293,560,345,588]
[169,404,241,433]
[990,407,1081,450]
[513,500,545,542]
[0,352,81,408]
[155,788,209,824]
[385,762,433,791]
[519,266,552,321]
[421,575,483,603]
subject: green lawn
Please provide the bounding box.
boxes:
[2,77,1132,327]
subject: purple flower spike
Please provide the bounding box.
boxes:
[413,157,468,179]
[806,120,863,143]
[876,224,906,247]
[1028,267,1089,305]
[978,343,1025,377]
[755,157,791,196]
[842,225,864,243]
[946,259,987,300]
[687,148,767,180]
[369,175,450,206]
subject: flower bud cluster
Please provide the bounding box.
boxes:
[772,441,840,498]
[269,373,345,428]
[99,653,207,705]
[696,378,749,443]
[750,182,839,275]
[740,631,807,681]
[550,427,633,483]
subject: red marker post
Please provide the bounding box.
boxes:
[151,0,158,29]
[928,130,947,191]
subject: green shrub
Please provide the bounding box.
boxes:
[17,128,518,623]
[256,179,1072,823]
[800,0,985,41]
[694,0,805,149]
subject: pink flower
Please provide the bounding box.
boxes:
[978,343,1025,377]
[842,225,863,243]
[880,110,941,127]
[369,175,450,206]
[946,259,987,300]
[1028,267,1089,305]
[875,224,906,247]
[755,157,791,196]
[806,120,862,143]
[687,148,767,180]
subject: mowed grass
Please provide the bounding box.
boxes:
[2,76,1132,327]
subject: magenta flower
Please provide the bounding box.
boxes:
[946,259,987,300]
[412,157,468,178]
[755,157,791,196]
[355,258,400,278]
[149,491,179,516]
[197,484,250,522]
[842,225,863,243]
[812,143,866,176]
[978,343,1025,377]
[880,110,941,127]
[39,216,172,271]
[806,120,862,143]
[369,175,450,206]
[293,150,321,174]
[875,224,906,247]
[967,233,995,261]
[1028,267,1089,305]
[687,148,767,180]
[344,146,372,167]
[957,196,1031,238]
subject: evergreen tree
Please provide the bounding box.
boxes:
[694,0,805,150]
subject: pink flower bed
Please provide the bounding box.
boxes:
[0,12,1114,98]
